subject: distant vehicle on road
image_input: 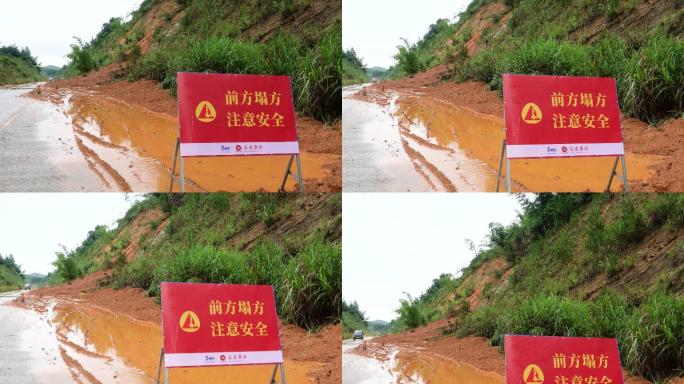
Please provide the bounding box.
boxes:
[353,330,364,341]
[23,283,31,291]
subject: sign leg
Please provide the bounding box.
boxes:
[180,157,185,193]
[169,139,180,193]
[295,154,304,193]
[496,140,506,192]
[620,155,630,192]
[165,367,169,384]
[269,364,278,384]
[156,348,164,384]
[506,157,512,193]
[280,363,287,384]
[279,155,296,192]
[605,156,619,192]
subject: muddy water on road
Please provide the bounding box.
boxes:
[66,94,333,192]
[393,348,503,384]
[396,95,662,192]
[343,340,503,384]
[50,300,319,383]
[343,86,430,192]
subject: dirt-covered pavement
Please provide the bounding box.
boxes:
[8,272,340,384]
[344,65,684,192]
[0,85,108,192]
[6,64,341,192]
[349,319,655,384]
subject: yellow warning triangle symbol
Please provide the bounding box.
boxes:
[525,107,540,121]
[183,315,197,329]
[201,104,214,119]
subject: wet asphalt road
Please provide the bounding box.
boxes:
[0,291,72,383]
[342,85,430,192]
[0,85,102,192]
[342,338,396,384]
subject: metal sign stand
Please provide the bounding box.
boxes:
[496,139,630,193]
[279,155,304,193]
[495,139,511,193]
[169,138,304,193]
[269,362,288,384]
[156,348,288,384]
[169,138,184,193]
[605,155,630,192]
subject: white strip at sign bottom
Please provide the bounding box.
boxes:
[506,142,625,159]
[180,142,300,157]
[165,350,284,368]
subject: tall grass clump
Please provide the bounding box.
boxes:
[280,240,342,328]
[457,34,684,123]
[623,292,684,381]
[116,239,341,330]
[132,26,341,123]
[456,291,684,380]
[621,34,684,123]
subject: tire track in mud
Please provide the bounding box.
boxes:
[74,136,132,192]
[400,137,457,192]
[59,346,103,384]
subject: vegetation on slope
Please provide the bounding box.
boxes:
[65,0,342,122]
[342,300,367,338]
[51,193,342,330]
[0,46,44,85]
[342,300,393,338]
[342,49,369,85]
[0,255,24,292]
[392,0,684,123]
[400,194,684,382]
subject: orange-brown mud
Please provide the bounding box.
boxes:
[352,319,652,384]
[13,272,340,384]
[31,64,341,192]
[352,65,684,192]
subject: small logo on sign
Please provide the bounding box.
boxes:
[179,310,201,333]
[195,101,217,123]
[523,364,544,384]
[521,103,543,125]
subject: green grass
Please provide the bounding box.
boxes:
[131,26,341,122]
[63,0,341,123]
[0,55,44,85]
[393,0,684,124]
[52,193,341,330]
[455,29,684,124]
[115,238,340,330]
[0,265,23,293]
[456,291,684,381]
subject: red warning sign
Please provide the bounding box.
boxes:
[503,74,624,159]
[505,335,624,384]
[161,282,283,368]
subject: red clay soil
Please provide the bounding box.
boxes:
[33,64,341,190]
[355,64,684,192]
[355,319,653,384]
[13,271,340,384]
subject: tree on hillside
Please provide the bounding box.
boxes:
[0,45,39,69]
[394,38,424,77]
[0,254,23,277]
[67,38,97,75]
[396,293,425,330]
[342,48,365,71]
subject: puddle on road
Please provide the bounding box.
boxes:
[394,95,662,192]
[392,349,503,384]
[50,301,320,383]
[62,94,334,192]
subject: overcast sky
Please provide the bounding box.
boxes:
[342,193,523,321]
[0,1,143,67]
[343,0,470,68]
[0,194,142,275]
